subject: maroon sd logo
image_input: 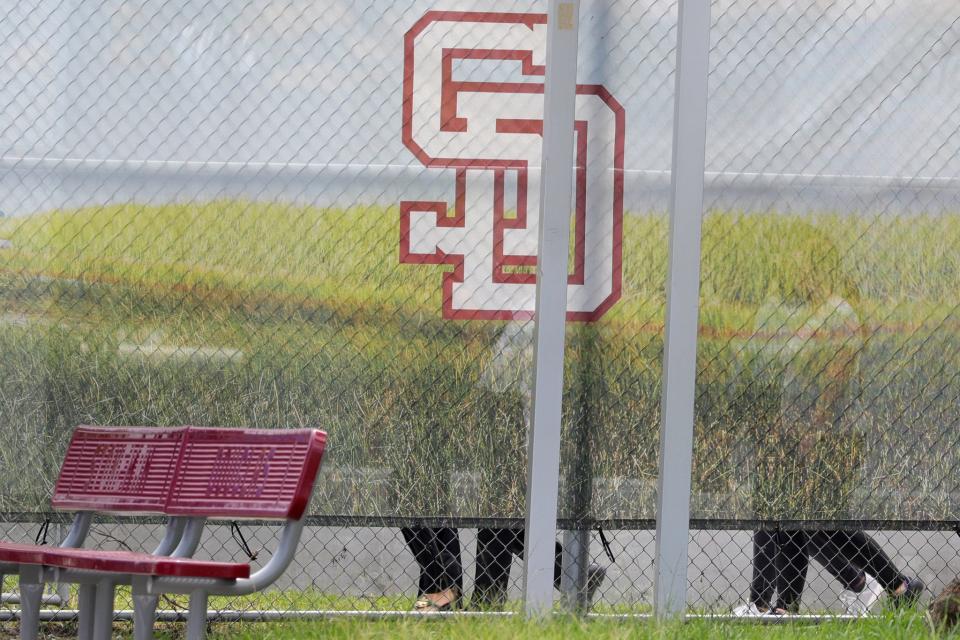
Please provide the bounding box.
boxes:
[400,11,625,321]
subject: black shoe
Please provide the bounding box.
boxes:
[889,577,924,609]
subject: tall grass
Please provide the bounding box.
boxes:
[4,204,960,321]
[0,203,957,519]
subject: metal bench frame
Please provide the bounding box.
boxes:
[0,425,326,640]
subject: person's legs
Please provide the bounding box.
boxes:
[835,530,924,605]
[553,540,563,589]
[475,530,562,590]
[473,528,515,608]
[434,527,463,595]
[807,530,888,616]
[774,529,810,613]
[402,527,437,596]
[806,530,865,591]
[479,530,602,607]
[509,534,581,588]
[749,530,778,610]
[833,531,905,591]
[401,527,462,606]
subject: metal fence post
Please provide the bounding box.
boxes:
[523,0,581,618]
[653,0,711,619]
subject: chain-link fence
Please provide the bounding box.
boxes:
[1,0,959,630]
[1,516,958,622]
[688,0,960,618]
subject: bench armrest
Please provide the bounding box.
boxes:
[233,517,305,595]
[150,517,306,596]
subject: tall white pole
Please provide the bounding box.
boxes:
[653,0,711,619]
[523,0,581,618]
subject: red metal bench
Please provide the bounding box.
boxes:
[2,425,327,640]
[0,426,190,640]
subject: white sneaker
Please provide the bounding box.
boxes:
[839,573,883,617]
[732,602,766,617]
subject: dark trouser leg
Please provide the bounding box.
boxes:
[401,527,463,596]
[750,530,777,608]
[505,531,562,587]
[774,530,810,613]
[473,528,515,607]
[402,527,437,595]
[806,530,865,591]
[436,527,464,594]
[834,530,906,592]
[552,540,564,590]
[474,529,564,607]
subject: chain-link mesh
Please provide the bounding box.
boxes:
[688,0,960,618]
[1,0,959,630]
[0,0,649,519]
[1,516,957,624]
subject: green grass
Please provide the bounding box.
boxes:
[0,202,958,520]
[2,611,952,640]
[197,613,951,640]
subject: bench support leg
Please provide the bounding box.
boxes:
[92,580,115,640]
[55,580,71,606]
[132,578,158,640]
[186,590,208,640]
[18,566,43,640]
[77,583,97,640]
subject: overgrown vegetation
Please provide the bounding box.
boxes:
[0,203,957,519]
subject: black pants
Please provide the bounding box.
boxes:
[403,527,561,604]
[472,528,563,607]
[401,527,463,596]
[804,530,906,591]
[751,529,808,611]
[750,529,906,611]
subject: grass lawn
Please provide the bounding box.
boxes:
[206,614,950,640]
[4,611,947,640]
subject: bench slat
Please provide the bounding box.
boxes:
[166,428,326,520]
[51,426,188,514]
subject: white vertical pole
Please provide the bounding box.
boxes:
[653,0,711,619]
[523,0,581,618]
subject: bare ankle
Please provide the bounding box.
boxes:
[425,588,458,606]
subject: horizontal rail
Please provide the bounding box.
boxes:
[3,155,960,190]
[0,609,515,622]
[0,593,66,606]
[0,609,859,623]
[0,513,957,531]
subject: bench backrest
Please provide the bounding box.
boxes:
[52,426,188,514]
[165,427,327,520]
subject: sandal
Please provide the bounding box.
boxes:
[414,588,461,612]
